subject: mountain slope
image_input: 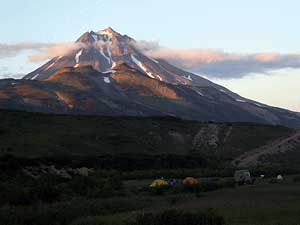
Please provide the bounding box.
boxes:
[233,131,300,167]
[1,109,299,170]
[0,28,299,128]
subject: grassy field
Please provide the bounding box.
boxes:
[1,171,300,225]
[176,179,300,225]
[117,176,300,225]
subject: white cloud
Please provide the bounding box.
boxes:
[132,40,300,79]
[0,43,52,59]
[28,42,86,62]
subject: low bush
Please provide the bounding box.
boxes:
[149,185,171,195]
[0,172,124,207]
[269,178,279,184]
[132,209,225,225]
[0,196,148,225]
[0,176,61,206]
[293,174,300,183]
[70,215,129,225]
[67,172,123,198]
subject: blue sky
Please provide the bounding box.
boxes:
[2,0,300,51]
[0,0,299,111]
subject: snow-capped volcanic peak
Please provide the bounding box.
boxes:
[98,29,113,40]
[90,32,99,42]
[74,28,121,44]
[98,27,115,33]
[95,27,122,42]
[23,27,223,88]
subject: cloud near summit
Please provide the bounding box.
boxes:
[1,40,300,79]
[133,41,300,79]
[0,43,52,59]
[28,42,86,62]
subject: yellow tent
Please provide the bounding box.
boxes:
[150,179,168,188]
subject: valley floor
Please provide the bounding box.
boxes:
[1,174,300,225]
[178,179,300,225]
[123,176,300,225]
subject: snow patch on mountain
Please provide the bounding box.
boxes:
[196,90,204,96]
[183,75,193,81]
[99,45,111,64]
[254,103,266,108]
[236,99,246,103]
[97,31,115,68]
[74,50,83,68]
[148,56,159,64]
[99,30,113,37]
[106,43,115,67]
[45,56,64,71]
[98,30,113,41]
[131,55,155,79]
[31,74,40,80]
[45,62,55,71]
[91,34,98,41]
[102,70,116,74]
[75,50,83,63]
[156,75,163,81]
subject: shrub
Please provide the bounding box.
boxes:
[132,209,225,225]
[31,178,60,203]
[167,196,180,206]
[149,185,170,195]
[0,197,147,225]
[199,182,220,192]
[68,174,123,198]
[2,185,34,206]
[183,183,201,193]
[220,179,236,188]
[293,175,300,183]
[69,216,97,225]
[269,178,278,184]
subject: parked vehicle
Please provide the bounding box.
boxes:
[234,170,255,185]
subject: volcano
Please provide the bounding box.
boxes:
[0,28,299,128]
[24,27,218,88]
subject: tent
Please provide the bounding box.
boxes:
[277,175,283,180]
[183,177,199,185]
[166,178,176,185]
[150,179,168,188]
